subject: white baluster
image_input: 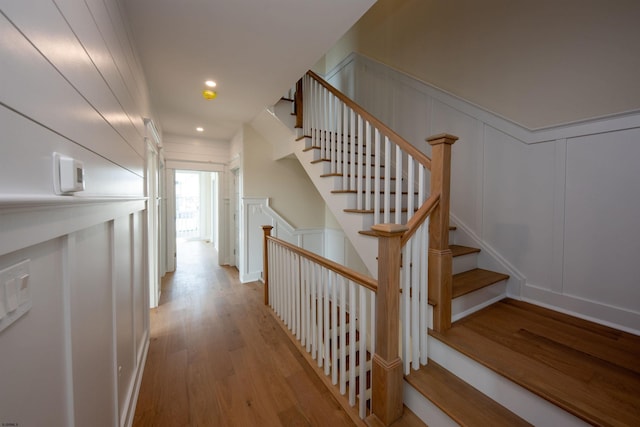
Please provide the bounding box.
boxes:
[395,144,402,224]
[420,221,429,365]
[311,262,317,360]
[384,135,391,224]
[350,110,356,192]
[411,236,420,371]
[349,281,356,406]
[324,268,331,375]
[358,286,367,418]
[356,116,364,211]
[331,271,338,385]
[339,276,347,395]
[407,156,415,219]
[402,244,411,375]
[365,122,372,212]
[373,128,381,225]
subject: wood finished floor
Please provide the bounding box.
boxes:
[133,240,357,427]
[431,298,640,426]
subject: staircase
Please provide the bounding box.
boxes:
[262,75,640,426]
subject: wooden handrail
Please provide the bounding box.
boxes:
[307,70,432,171]
[401,192,440,246]
[266,235,378,293]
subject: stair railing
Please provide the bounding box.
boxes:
[266,72,456,426]
[262,226,377,420]
[302,70,457,333]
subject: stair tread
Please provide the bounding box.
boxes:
[452,268,509,298]
[450,244,481,257]
[429,298,640,426]
[331,189,418,195]
[359,225,456,237]
[406,361,532,426]
[344,208,412,214]
[320,173,399,180]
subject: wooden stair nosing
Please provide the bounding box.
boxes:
[310,158,385,168]
[450,244,481,258]
[344,207,413,214]
[405,360,532,426]
[320,172,399,181]
[359,225,457,237]
[452,268,509,299]
[331,189,419,196]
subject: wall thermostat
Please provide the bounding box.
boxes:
[54,153,85,194]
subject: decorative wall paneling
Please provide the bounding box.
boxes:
[1,0,153,424]
[0,201,148,426]
[326,53,640,333]
[241,197,324,283]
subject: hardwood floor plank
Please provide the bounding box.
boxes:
[433,298,640,426]
[133,240,357,427]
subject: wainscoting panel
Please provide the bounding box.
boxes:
[326,53,640,333]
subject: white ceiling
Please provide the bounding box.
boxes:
[121,0,375,142]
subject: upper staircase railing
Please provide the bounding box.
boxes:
[264,71,456,426]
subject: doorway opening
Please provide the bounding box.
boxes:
[172,170,220,267]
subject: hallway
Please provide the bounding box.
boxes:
[133,240,356,426]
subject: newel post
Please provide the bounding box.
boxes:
[427,133,458,332]
[262,225,274,305]
[369,223,407,426]
[295,78,303,129]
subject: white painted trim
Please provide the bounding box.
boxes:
[403,380,457,427]
[144,118,162,149]
[124,330,149,427]
[329,53,640,144]
[165,160,225,172]
[0,199,146,256]
[522,285,640,336]
[239,196,326,283]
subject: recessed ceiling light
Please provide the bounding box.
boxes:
[196,127,204,132]
[205,80,217,88]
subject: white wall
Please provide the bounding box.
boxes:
[326,54,640,333]
[325,0,640,130]
[162,133,229,171]
[243,124,326,228]
[0,0,152,425]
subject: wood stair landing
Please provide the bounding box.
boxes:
[430,298,640,426]
[405,361,531,426]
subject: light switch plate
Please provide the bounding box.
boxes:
[0,259,31,333]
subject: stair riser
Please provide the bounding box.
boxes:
[452,281,507,322]
[359,212,411,230]
[452,252,478,275]
[403,381,459,427]
[337,193,421,210]
[324,175,409,193]
[427,339,588,426]
[320,161,386,176]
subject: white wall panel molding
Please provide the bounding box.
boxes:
[0,198,145,256]
[240,197,325,283]
[327,52,640,332]
[328,53,640,145]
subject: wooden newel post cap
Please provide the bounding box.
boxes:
[427,133,458,146]
[371,223,408,237]
[262,225,274,233]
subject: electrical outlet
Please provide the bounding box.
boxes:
[0,259,31,333]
